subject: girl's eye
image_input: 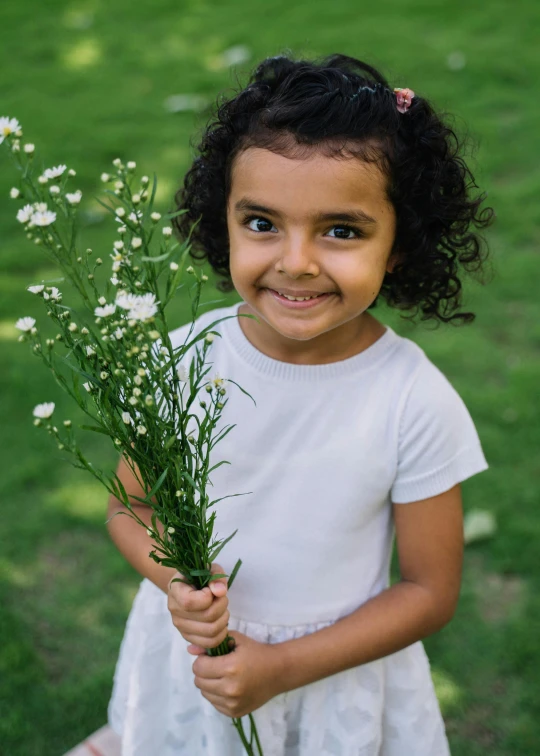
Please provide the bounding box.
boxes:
[241,215,364,240]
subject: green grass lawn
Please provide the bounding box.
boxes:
[1,1,539,753]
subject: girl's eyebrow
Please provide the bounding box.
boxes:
[234,197,377,226]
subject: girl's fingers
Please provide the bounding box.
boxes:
[187,644,206,655]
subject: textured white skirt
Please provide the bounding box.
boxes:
[108,579,451,756]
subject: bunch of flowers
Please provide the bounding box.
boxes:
[2,115,262,755]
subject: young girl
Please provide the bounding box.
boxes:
[106,52,493,755]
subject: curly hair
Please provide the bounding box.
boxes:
[173,51,495,325]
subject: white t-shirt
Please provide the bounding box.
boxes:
[166,300,489,626]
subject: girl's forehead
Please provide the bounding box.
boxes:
[229,146,390,213]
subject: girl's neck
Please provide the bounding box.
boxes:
[236,303,387,366]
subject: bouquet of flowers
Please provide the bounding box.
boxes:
[1,115,264,755]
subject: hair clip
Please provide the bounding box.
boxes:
[393,87,415,113]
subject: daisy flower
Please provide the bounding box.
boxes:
[31,210,56,226]
[17,204,34,224]
[66,190,82,205]
[44,165,67,180]
[33,402,55,419]
[16,316,36,331]
[94,303,116,317]
[0,117,21,144]
[27,284,45,294]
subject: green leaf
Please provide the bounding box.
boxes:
[208,529,238,563]
[143,467,169,502]
[80,424,109,435]
[227,558,242,590]
[140,251,171,263]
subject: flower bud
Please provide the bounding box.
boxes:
[127,161,136,170]
[162,226,172,237]
[150,212,161,222]
[10,187,20,199]
[169,262,179,271]
[101,173,110,182]
[24,143,35,154]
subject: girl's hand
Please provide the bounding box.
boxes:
[189,630,285,718]
[167,563,230,649]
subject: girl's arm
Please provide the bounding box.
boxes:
[273,483,463,693]
[106,453,178,594]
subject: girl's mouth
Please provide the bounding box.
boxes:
[266,289,334,309]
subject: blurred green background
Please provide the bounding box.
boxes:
[1,1,539,754]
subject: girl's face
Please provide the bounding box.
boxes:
[226,145,399,362]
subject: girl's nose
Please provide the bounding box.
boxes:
[276,239,320,278]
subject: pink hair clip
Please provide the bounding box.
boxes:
[393,87,415,113]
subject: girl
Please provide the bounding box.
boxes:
[106,52,494,755]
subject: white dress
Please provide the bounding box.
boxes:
[108,301,489,755]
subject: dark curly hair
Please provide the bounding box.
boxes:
[174,51,495,325]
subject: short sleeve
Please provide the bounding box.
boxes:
[391,359,489,504]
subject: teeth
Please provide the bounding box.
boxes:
[279,292,321,301]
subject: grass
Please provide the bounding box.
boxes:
[1,0,539,753]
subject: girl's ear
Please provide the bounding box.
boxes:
[386,251,402,274]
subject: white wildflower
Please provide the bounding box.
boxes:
[121,412,132,424]
[132,193,141,204]
[110,276,120,286]
[83,382,93,392]
[128,211,140,224]
[136,425,147,435]
[0,117,21,143]
[66,190,82,205]
[115,290,139,310]
[150,212,161,222]
[162,226,172,237]
[24,143,35,154]
[100,371,108,380]
[112,158,122,168]
[131,237,142,249]
[141,175,149,185]
[98,296,106,306]
[44,165,67,180]
[205,333,215,344]
[33,402,55,419]
[112,260,122,272]
[48,286,61,301]
[17,204,34,223]
[146,528,152,536]
[177,364,189,382]
[115,207,126,218]
[31,209,56,226]
[35,202,48,212]
[167,526,175,534]
[68,169,76,176]
[27,284,44,294]
[170,262,178,271]
[38,176,48,185]
[113,240,124,251]
[114,327,123,339]
[68,322,78,332]
[117,225,127,235]
[127,161,136,170]
[16,316,36,331]
[128,396,138,405]
[10,187,20,199]
[86,346,96,356]
[127,293,159,322]
[94,303,116,317]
